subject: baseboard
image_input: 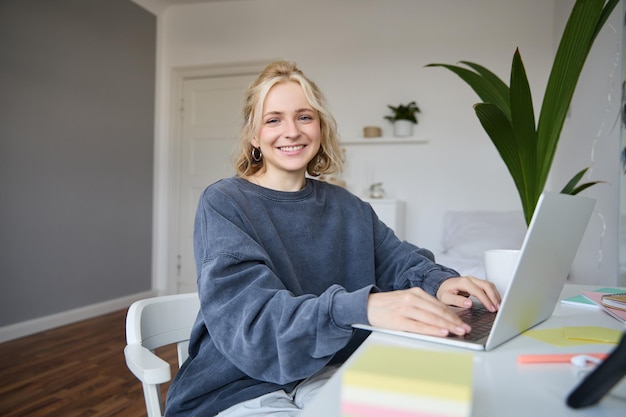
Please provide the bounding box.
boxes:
[0,290,159,344]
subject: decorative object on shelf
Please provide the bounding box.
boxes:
[368,182,386,199]
[363,126,382,138]
[427,0,615,225]
[384,101,420,137]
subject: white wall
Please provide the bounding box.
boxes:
[552,0,623,285]
[151,0,622,288]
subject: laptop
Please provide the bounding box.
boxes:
[354,192,596,351]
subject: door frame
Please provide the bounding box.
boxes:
[162,61,271,293]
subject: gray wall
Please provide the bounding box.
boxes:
[0,0,155,326]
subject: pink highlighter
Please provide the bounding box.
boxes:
[517,353,608,365]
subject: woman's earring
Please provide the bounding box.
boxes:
[251,147,262,162]
[315,148,324,168]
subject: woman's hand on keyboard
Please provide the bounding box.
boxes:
[366,287,472,337]
[436,276,501,313]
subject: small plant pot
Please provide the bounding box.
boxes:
[393,120,414,137]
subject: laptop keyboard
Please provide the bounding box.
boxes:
[453,305,497,341]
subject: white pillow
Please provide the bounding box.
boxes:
[441,211,527,260]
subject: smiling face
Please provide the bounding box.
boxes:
[251,81,321,190]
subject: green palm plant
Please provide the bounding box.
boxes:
[427,0,616,225]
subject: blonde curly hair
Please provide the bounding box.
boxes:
[234,60,344,177]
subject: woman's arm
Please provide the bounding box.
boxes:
[371,212,457,294]
[368,210,500,336]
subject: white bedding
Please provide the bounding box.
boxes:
[434,210,527,279]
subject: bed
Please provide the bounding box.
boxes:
[434,210,527,279]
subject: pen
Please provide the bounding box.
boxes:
[517,353,608,364]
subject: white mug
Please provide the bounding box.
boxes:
[484,249,520,296]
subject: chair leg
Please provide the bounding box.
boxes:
[177,340,190,367]
[142,382,164,417]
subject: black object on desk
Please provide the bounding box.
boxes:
[566,331,626,408]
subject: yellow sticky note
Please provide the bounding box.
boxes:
[562,326,621,344]
[341,344,473,417]
[523,326,621,347]
[523,328,588,347]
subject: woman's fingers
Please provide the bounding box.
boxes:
[437,276,501,312]
[366,288,471,337]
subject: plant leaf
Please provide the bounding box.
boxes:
[509,49,539,206]
[474,103,534,223]
[560,167,589,194]
[560,166,605,195]
[569,181,605,195]
[537,0,605,182]
[592,0,620,42]
[458,61,511,118]
[426,63,511,120]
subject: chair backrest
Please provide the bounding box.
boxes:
[126,292,200,364]
[125,292,200,417]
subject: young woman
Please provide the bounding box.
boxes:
[164,61,500,417]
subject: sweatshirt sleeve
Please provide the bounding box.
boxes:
[370,212,460,296]
[193,191,371,385]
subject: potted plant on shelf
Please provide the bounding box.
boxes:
[427,0,615,225]
[384,101,421,137]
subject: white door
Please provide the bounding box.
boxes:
[176,73,257,293]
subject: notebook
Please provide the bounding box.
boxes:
[354,192,596,351]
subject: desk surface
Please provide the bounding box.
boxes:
[302,284,626,417]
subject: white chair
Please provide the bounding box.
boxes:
[124,293,200,417]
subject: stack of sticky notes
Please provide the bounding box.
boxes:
[341,344,473,417]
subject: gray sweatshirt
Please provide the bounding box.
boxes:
[164,177,459,416]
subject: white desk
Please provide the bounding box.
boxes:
[302,285,626,417]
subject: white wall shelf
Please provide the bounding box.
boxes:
[340,136,428,145]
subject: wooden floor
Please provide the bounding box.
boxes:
[0,309,177,417]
